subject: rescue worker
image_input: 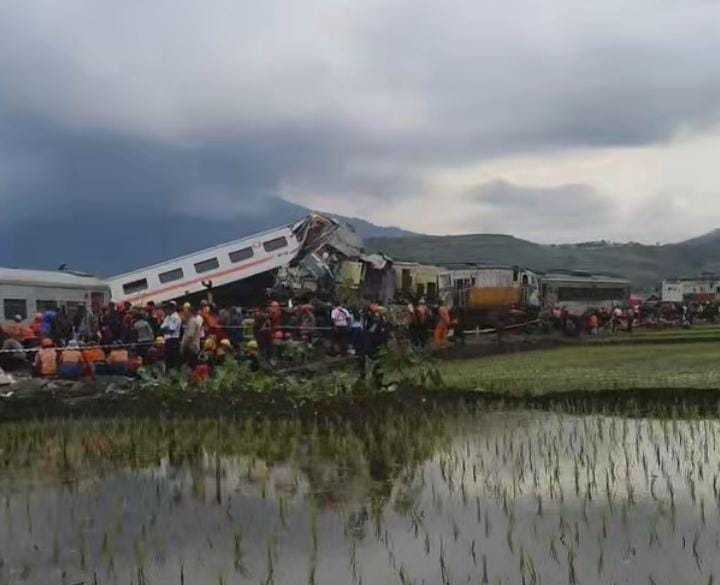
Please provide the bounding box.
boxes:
[245,339,261,371]
[107,342,129,376]
[434,300,450,348]
[30,313,43,338]
[216,338,234,366]
[58,340,85,380]
[144,337,166,369]
[82,342,108,376]
[200,336,218,367]
[34,338,58,378]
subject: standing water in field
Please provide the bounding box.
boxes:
[1,406,720,585]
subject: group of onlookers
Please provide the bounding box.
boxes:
[0,295,406,382]
[548,306,639,337]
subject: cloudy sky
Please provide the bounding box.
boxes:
[2,0,720,243]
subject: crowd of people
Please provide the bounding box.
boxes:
[546,300,719,336]
[1,296,453,383]
[7,293,706,383]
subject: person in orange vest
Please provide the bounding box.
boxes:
[22,324,37,345]
[34,338,58,378]
[30,313,43,338]
[58,340,86,380]
[107,343,129,376]
[434,301,451,349]
[82,344,107,376]
[201,302,226,341]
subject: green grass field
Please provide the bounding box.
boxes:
[589,324,720,345]
[438,342,720,396]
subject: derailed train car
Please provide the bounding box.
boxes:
[540,271,631,314]
[440,265,540,309]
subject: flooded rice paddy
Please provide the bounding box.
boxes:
[2,404,720,584]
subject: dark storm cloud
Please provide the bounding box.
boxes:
[0,112,363,221]
[1,0,720,221]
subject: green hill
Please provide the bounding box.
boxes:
[367,232,720,291]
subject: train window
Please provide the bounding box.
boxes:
[159,268,184,283]
[263,237,288,252]
[36,300,59,313]
[194,258,219,274]
[3,299,27,320]
[64,301,82,318]
[122,278,149,295]
[229,247,254,263]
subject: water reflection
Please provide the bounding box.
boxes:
[2,406,720,584]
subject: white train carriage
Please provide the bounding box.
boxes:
[0,268,110,325]
[106,220,309,306]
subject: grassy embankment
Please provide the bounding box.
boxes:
[437,341,720,396]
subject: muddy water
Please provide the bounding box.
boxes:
[1,406,720,585]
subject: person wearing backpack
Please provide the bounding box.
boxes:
[330,303,351,356]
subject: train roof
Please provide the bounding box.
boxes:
[0,267,109,289]
[541,270,630,285]
[105,217,315,282]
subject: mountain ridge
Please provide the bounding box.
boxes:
[1,194,718,289]
[367,229,720,290]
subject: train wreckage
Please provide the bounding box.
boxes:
[106,214,396,307]
[1,213,632,327]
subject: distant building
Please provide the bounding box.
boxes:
[661,275,720,304]
[540,270,631,313]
